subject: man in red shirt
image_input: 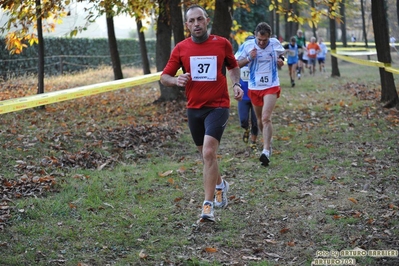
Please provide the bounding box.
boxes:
[306,36,321,75]
[160,5,243,222]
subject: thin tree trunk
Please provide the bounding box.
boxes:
[361,0,369,48]
[360,0,372,48]
[136,19,151,75]
[310,0,317,37]
[36,0,44,96]
[293,3,299,36]
[329,11,340,77]
[340,0,347,46]
[284,12,289,40]
[275,1,280,39]
[284,1,294,40]
[397,0,399,26]
[270,7,275,35]
[106,15,123,80]
[36,0,46,110]
[361,0,370,60]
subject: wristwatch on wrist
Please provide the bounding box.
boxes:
[233,83,242,88]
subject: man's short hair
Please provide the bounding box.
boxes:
[255,22,271,36]
[185,5,208,21]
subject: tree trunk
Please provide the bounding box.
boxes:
[284,1,294,40]
[170,0,185,43]
[270,7,275,35]
[371,0,399,108]
[136,19,151,75]
[211,0,234,76]
[340,0,347,46]
[310,0,317,37]
[284,12,289,40]
[397,0,399,26]
[361,0,369,48]
[106,15,123,80]
[156,0,184,102]
[211,0,233,39]
[293,3,299,37]
[361,0,370,60]
[275,1,280,39]
[329,11,340,77]
[36,0,45,98]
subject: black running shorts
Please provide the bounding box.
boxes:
[187,107,229,146]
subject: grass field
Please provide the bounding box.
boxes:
[0,55,398,266]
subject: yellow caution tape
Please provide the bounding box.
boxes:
[0,69,183,115]
[330,50,399,74]
[384,66,399,75]
[325,42,374,47]
[334,47,370,51]
[331,51,384,67]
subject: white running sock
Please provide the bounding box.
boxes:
[215,180,225,190]
[203,200,213,206]
[262,149,270,157]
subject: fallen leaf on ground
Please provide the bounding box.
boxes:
[158,170,173,177]
[204,247,217,253]
[348,197,358,204]
[139,249,148,259]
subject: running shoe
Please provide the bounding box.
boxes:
[214,180,229,208]
[200,202,215,222]
[259,153,270,167]
[250,143,258,153]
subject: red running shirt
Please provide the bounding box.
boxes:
[161,35,238,109]
[306,43,320,59]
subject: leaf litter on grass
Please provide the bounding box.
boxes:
[1,67,399,265]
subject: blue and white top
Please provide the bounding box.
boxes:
[235,37,285,90]
[286,43,299,65]
[317,42,328,59]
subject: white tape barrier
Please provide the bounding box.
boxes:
[336,50,377,56]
